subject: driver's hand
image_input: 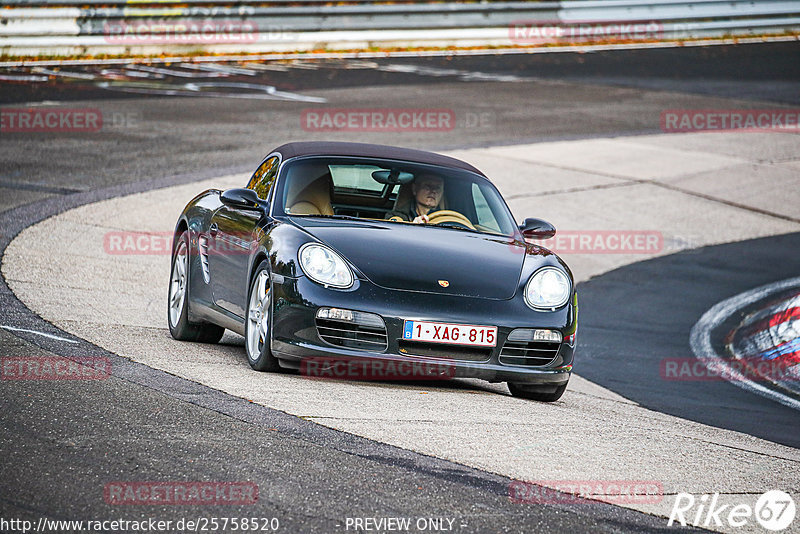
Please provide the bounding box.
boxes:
[412,214,430,224]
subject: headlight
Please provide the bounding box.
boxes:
[524,267,571,310]
[299,243,354,288]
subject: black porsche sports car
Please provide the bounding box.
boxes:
[168,142,577,401]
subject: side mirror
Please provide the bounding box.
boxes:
[221,188,265,211]
[519,218,556,240]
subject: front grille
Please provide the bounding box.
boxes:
[499,329,560,367]
[398,340,491,362]
[316,318,388,352]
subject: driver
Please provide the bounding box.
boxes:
[386,174,444,224]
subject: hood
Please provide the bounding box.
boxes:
[291,218,527,299]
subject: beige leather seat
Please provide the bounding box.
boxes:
[287,175,334,216]
[388,184,414,217]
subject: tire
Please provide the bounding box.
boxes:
[245,260,281,372]
[168,230,225,343]
[508,381,568,402]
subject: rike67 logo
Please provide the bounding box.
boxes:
[668,490,796,531]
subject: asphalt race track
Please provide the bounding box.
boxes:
[578,232,800,448]
[1,42,799,533]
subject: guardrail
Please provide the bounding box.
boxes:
[2,0,800,58]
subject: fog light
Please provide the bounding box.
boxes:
[317,307,353,322]
[508,328,562,343]
[316,307,385,328]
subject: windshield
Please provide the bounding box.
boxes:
[276,156,518,237]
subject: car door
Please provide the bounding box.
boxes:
[208,156,279,318]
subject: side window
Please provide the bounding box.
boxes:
[247,156,279,200]
[471,183,501,232]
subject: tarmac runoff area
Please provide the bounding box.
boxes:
[4,130,800,532]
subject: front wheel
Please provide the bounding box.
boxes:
[245,261,281,372]
[508,382,568,402]
[168,230,225,343]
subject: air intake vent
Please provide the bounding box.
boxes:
[499,329,561,367]
[398,340,491,362]
[315,308,388,352]
[198,234,210,284]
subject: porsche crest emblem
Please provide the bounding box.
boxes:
[438,280,450,288]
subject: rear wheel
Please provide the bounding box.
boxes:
[245,261,281,372]
[168,230,225,343]
[508,381,568,402]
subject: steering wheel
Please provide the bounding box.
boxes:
[426,210,476,230]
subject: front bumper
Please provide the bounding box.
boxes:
[270,274,576,385]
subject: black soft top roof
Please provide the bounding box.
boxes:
[272,141,485,176]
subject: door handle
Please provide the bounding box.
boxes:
[209,223,218,236]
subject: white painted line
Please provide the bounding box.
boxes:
[121,69,159,79]
[95,81,327,102]
[31,67,97,80]
[126,65,226,78]
[0,73,49,82]
[0,324,79,344]
[689,276,800,412]
[377,63,530,82]
[178,62,257,76]
[184,82,327,102]
[243,63,290,72]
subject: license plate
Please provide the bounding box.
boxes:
[403,321,497,347]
